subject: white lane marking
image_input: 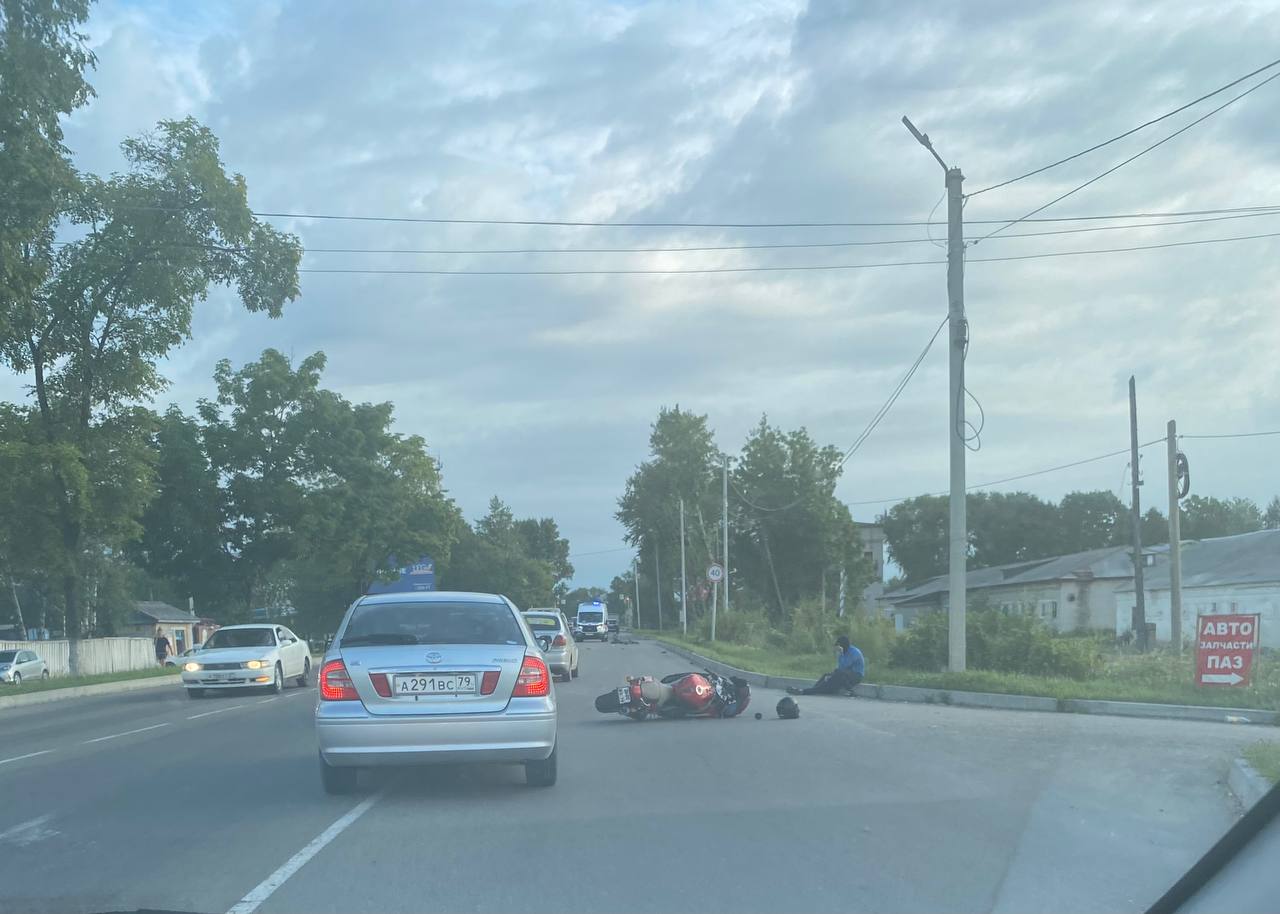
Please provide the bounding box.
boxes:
[0,813,59,847]
[226,791,385,914]
[0,749,54,766]
[258,697,279,704]
[187,703,251,720]
[82,722,170,744]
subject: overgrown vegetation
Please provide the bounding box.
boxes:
[1243,742,1280,783]
[4,665,178,696]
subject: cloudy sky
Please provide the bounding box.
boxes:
[9,0,1280,585]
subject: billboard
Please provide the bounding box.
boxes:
[366,556,436,594]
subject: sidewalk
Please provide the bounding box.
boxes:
[0,672,179,711]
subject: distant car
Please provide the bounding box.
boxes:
[164,645,203,668]
[575,600,609,641]
[524,610,579,682]
[315,591,558,794]
[607,617,619,634]
[180,624,311,698]
[0,649,48,685]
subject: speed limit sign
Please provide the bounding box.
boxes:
[707,563,725,583]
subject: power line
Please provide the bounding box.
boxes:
[972,70,1280,245]
[294,228,1280,276]
[567,546,635,558]
[1179,429,1280,440]
[968,57,1280,197]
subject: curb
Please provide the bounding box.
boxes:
[0,673,179,711]
[1227,757,1273,809]
[653,639,1278,726]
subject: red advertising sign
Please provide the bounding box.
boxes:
[1195,613,1260,687]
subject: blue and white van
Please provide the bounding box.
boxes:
[574,601,610,641]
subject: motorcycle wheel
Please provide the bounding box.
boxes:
[594,690,622,713]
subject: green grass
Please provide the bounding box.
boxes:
[1243,742,1280,783]
[647,632,1280,711]
[4,665,180,696]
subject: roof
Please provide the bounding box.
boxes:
[357,590,505,605]
[211,623,280,631]
[882,545,1138,605]
[1117,528,1280,592]
[133,601,200,624]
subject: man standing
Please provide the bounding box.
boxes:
[789,635,864,696]
[154,626,172,667]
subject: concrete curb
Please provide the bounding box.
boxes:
[653,639,1278,726]
[1227,757,1273,809]
[0,673,179,711]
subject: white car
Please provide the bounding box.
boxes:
[0,649,49,685]
[181,624,311,698]
[164,645,203,668]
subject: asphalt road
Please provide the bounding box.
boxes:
[0,639,1259,914]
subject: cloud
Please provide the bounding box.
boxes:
[10,0,1279,586]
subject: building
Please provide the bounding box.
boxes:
[854,521,886,583]
[1115,528,1280,648]
[879,545,1141,633]
[123,602,216,654]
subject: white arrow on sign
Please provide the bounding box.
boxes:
[1201,672,1244,685]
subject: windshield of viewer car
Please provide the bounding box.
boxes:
[343,602,523,645]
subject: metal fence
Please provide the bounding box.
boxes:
[0,637,156,677]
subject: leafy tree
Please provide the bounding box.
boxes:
[968,492,1059,569]
[1265,496,1280,530]
[1178,495,1262,540]
[1058,490,1127,552]
[444,498,563,609]
[881,495,949,582]
[0,115,301,637]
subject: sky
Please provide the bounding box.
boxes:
[6,0,1280,586]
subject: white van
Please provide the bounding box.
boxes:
[574,601,610,641]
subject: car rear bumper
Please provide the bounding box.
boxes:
[316,700,556,767]
[543,649,571,672]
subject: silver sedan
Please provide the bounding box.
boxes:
[523,609,579,682]
[315,591,558,794]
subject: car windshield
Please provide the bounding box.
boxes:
[578,611,604,623]
[204,629,275,649]
[0,651,16,663]
[524,615,561,630]
[343,602,523,646]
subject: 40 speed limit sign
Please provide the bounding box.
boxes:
[1195,613,1260,687]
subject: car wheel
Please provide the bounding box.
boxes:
[187,688,204,699]
[558,669,571,683]
[320,753,359,795]
[525,743,557,787]
[270,662,284,694]
[41,669,49,680]
[571,663,579,679]
[12,672,21,686]
[296,656,311,688]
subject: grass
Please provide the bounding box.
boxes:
[646,632,1280,711]
[4,665,179,696]
[1243,742,1280,783]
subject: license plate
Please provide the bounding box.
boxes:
[394,673,478,695]
[616,686,630,704]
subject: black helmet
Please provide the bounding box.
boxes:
[776,696,800,719]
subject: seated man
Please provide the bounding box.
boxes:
[789,635,865,696]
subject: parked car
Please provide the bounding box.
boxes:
[0,649,49,685]
[523,609,579,682]
[315,591,557,794]
[164,645,203,668]
[180,624,311,698]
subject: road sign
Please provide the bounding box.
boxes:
[1195,613,1260,687]
[706,563,724,584]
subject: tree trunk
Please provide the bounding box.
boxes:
[62,572,82,674]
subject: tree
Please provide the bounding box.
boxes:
[881,495,949,582]
[444,498,564,609]
[1265,496,1280,530]
[1179,495,1262,540]
[0,115,301,638]
[967,492,1059,569]
[1058,490,1127,552]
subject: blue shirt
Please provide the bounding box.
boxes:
[837,645,865,676]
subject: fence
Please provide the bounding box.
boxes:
[0,637,156,677]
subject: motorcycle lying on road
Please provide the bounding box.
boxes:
[595,671,751,720]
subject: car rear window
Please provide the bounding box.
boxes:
[343,601,524,646]
[524,615,561,630]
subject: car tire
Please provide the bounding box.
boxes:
[11,672,21,686]
[41,669,49,680]
[320,753,359,795]
[558,669,571,683]
[187,688,204,699]
[270,662,284,694]
[525,743,557,787]
[571,664,579,679]
[296,657,311,688]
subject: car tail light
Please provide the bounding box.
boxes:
[320,659,359,701]
[481,670,500,695]
[369,672,391,698]
[512,654,550,698]
[552,634,567,647]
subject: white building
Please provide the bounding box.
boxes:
[1115,528,1280,649]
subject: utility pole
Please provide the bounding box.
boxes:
[633,556,640,630]
[722,455,730,616]
[654,546,663,631]
[903,115,967,671]
[1128,376,1148,650]
[679,498,688,636]
[1166,419,1183,651]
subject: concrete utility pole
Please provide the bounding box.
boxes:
[903,115,967,671]
[679,497,688,636]
[1128,375,1148,650]
[722,455,730,616]
[1166,419,1183,651]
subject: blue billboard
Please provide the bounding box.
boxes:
[366,556,436,594]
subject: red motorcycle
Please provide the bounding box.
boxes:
[595,671,750,721]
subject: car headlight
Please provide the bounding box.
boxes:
[183,661,202,672]
[244,659,272,670]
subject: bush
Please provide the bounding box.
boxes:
[891,607,1102,680]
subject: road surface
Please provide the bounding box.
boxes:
[0,639,1257,913]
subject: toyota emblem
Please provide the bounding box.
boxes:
[425,651,443,664]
